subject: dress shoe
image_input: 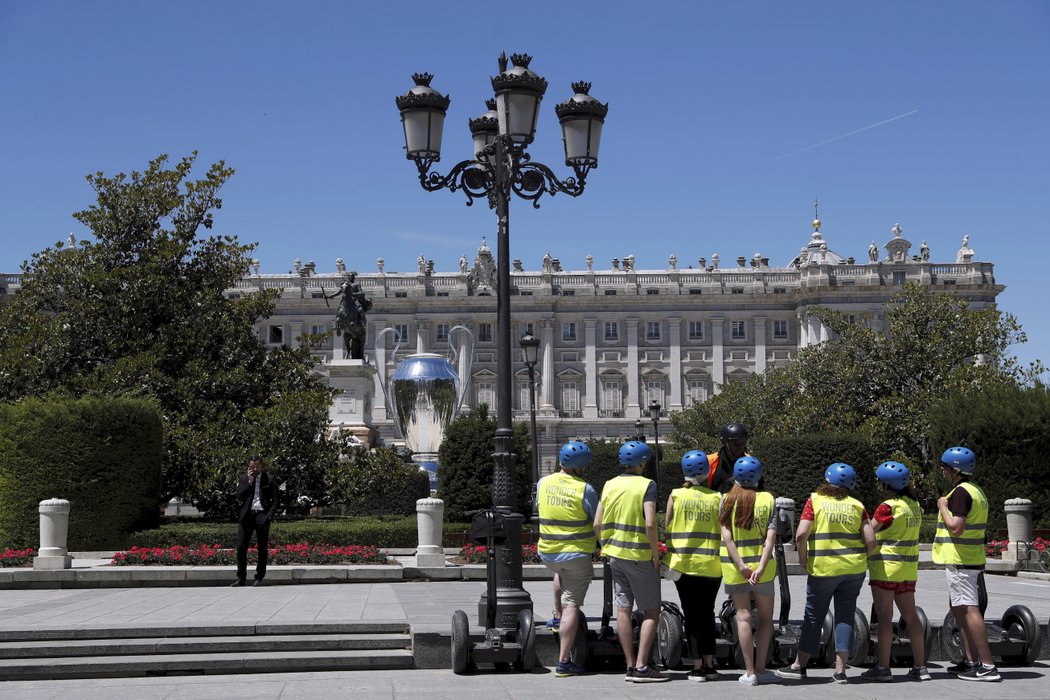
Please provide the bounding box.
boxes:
[230,579,246,587]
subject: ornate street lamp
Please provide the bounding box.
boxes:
[520,333,540,527]
[649,399,662,498]
[396,52,608,627]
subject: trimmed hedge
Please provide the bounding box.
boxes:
[125,516,471,549]
[0,397,162,549]
[750,432,878,515]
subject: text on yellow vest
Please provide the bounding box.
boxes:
[807,492,867,576]
[537,472,596,555]
[666,485,722,577]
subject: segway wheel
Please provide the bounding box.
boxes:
[848,608,870,667]
[1001,604,1042,665]
[571,615,589,668]
[940,610,965,665]
[896,606,933,667]
[1039,549,1050,574]
[451,610,471,674]
[657,607,683,669]
[818,609,836,666]
[514,608,536,672]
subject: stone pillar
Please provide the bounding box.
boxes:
[754,316,767,373]
[289,321,303,349]
[668,317,683,411]
[372,322,387,420]
[583,319,598,418]
[798,313,808,348]
[1003,498,1033,564]
[626,318,640,417]
[34,499,72,570]
[415,321,427,354]
[540,319,555,411]
[711,318,725,394]
[456,324,471,410]
[415,497,446,567]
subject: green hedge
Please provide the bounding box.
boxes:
[125,516,471,549]
[750,432,878,514]
[0,397,162,549]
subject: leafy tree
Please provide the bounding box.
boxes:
[670,284,1039,483]
[437,405,532,521]
[0,154,336,516]
[323,444,430,516]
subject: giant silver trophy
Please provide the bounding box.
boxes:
[375,325,474,489]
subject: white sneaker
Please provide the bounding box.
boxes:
[738,673,758,686]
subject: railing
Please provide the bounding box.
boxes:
[560,410,583,418]
[513,275,543,287]
[831,266,868,276]
[598,409,624,418]
[636,274,669,285]
[429,276,460,288]
[594,274,626,286]
[2,274,23,284]
[557,274,587,286]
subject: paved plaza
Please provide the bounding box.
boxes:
[0,572,1048,697]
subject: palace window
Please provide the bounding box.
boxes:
[646,321,661,341]
[562,322,577,341]
[688,321,703,340]
[477,381,494,409]
[687,380,708,405]
[600,380,622,416]
[731,320,746,340]
[479,323,493,342]
[436,323,450,342]
[562,381,579,413]
[520,322,534,338]
[646,380,665,408]
[773,320,788,339]
[394,323,409,343]
[268,325,284,344]
[604,321,618,341]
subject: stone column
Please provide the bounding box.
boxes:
[711,318,725,394]
[668,317,683,411]
[34,499,72,570]
[371,321,387,420]
[754,316,767,373]
[456,323,471,410]
[540,319,555,411]
[1003,498,1033,565]
[415,321,427,354]
[626,318,640,418]
[415,497,446,568]
[798,312,808,348]
[289,321,303,350]
[583,319,598,419]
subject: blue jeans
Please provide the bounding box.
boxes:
[798,572,866,655]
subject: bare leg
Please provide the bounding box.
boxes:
[951,605,976,664]
[754,593,774,673]
[558,604,579,663]
[636,608,659,669]
[732,593,757,676]
[962,605,994,665]
[894,591,925,667]
[552,573,563,624]
[616,606,636,668]
[835,650,848,674]
[872,586,895,668]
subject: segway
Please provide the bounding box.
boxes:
[451,509,536,674]
[563,557,631,669]
[939,571,1042,666]
[863,601,935,667]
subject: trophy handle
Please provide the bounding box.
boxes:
[373,327,401,418]
[448,325,475,411]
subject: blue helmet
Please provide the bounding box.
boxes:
[559,441,592,470]
[825,463,858,490]
[875,461,910,491]
[681,450,710,480]
[733,456,762,488]
[941,446,975,475]
[619,441,651,468]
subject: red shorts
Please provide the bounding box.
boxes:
[869,579,916,594]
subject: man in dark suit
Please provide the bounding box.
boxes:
[232,455,279,586]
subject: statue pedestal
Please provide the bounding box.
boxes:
[328,360,377,447]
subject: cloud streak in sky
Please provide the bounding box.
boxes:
[763,109,919,163]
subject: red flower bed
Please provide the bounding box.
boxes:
[111,543,390,566]
[0,548,34,567]
[986,537,1050,559]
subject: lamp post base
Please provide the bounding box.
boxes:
[477,510,533,628]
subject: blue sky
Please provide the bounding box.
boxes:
[1,1,1047,370]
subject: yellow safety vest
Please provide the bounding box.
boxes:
[807,492,867,576]
[599,475,653,561]
[665,485,722,577]
[720,490,777,585]
[932,481,988,566]
[537,472,596,555]
[868,496,922,582]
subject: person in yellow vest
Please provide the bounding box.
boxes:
[777,463,876,684]
[707,422,750,493]
[719,456,781,686]
[933,446,999,682]
[663,450,723,682]
[593,440,669,683]
[861,461,930,682]
[537,440,599,678]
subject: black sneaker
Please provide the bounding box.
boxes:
[907,666,932,681]
[958,664,1001,682]
[704,665,719,681]
[832,671,848,684]
[624,667,635,682]
[947,659,977,674]
[631,665,669,683]
[776,665,806,680]
[860,665,892,682]
[687,669,707,682]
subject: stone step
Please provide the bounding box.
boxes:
[0,633,411,659]
[0,620,408,642]
[0,648,415,680]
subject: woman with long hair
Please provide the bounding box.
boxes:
[718,456,780,686]
[777,463,876,684]
[861,461,930,682]
[664,450,723,681]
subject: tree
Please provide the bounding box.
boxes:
[0,154,336,516]
[436,405,532,521]
[670,284,1039,480]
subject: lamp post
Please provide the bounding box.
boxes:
[649,399,662,498]
[520,333,540,528]
[396,53,608,628]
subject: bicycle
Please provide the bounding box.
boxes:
[1014,539,1050,573]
